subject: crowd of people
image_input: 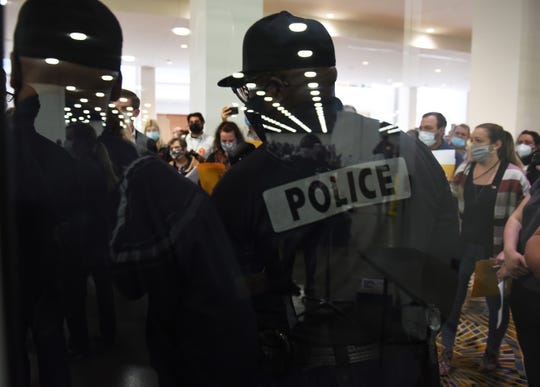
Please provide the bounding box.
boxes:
[4,1,540,387]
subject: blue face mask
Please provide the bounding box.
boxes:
[470,144,492,162]
[147,131,160,141]
[451,137,466,148]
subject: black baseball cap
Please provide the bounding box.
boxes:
[218,11,335,88]
[14,0,123,72]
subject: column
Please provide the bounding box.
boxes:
[190,0,263,135]
[468,0,540,136]
[140,66,156,125]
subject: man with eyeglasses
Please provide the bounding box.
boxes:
[214,11,460,386]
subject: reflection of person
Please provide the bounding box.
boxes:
[168,137,199,176]
[516,130,540,185]
[9,0,124,385]
[439,124,529,375]
[207,121,247,169]
[418,112,464,169]
[185,112,214,158]
[498,177,540,386]
[215,11,459,386]
[449,123,470,160]
[115,89,157,155]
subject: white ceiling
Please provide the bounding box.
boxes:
[3,0,472,113]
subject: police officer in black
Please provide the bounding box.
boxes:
[214,11,460,386]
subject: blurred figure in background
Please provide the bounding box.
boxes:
[207,121,248,170]
[450,123,470,160]
[516,130,540,184]
[168,136,199,176]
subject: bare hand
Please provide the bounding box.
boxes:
[221,106,232,122]
[503,248,529,278]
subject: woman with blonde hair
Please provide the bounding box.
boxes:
[143,119,164,150]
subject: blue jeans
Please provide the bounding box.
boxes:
[440,244,509,355]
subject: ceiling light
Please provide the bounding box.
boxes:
[326,13,335,19]
[426,28,435,33]
[144,103,152,108]
[434,68,442,73]
[65,85,76,91]
[172,27,191,36]
[297,50,313,58]
[308,82,319,89]
[289,23,307,32]
[95,92,105,97]
[101,75,114,81]
[180,44,188,49]
[166,59,173,65]
[121,55,135,62]
[362,61,369,66]
[69,32,87,41]
[45,58,59,65]
[304,71,317,78]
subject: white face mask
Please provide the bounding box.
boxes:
[418,130,437,147]
[516,143,533,158]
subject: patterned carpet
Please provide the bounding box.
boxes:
[438,296,528,386]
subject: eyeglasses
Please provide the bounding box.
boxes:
[6,92,14,103]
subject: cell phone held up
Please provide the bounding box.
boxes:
[229,106,239,115]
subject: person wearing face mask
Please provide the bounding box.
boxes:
[168,137,199,176]
[418,112,464,170]
[207,121,247,170]
[143,119,164,150]
[185,112,214,159]
[439,123,530,376]
[449,123,470,160]
[515,130,540,185]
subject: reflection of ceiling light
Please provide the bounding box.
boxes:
[166,59,173,65]
[392,82,403,88]
[272,103,280,107]
[426,28,435,33]
[80,98,88,103]
[95,92,105,97]
[297,50,313,58]
[310,90,320,96]
[304,71,317,78]
[95,107,102,111]
[411,35,435,49]
[312,96,321,101]
[74,104,82,108]
[119,97,128,103]
[289,23,307,32]
[308,82,319,89]
[66,85,76,91]
[232,72,244,79]
[256,91,266,96]
[326,13,335,19]
[69,32,87,41]
[144,103,152,108]
[434,68,442,73]
[246,83,256,88]
[122,55,135,62]
[264,97,273,102]
[180,44,188,49]
[172,27,191,36]
[45,58,59,65]
[101,75,114,81]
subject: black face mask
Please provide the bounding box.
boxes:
[189,123,202,134]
